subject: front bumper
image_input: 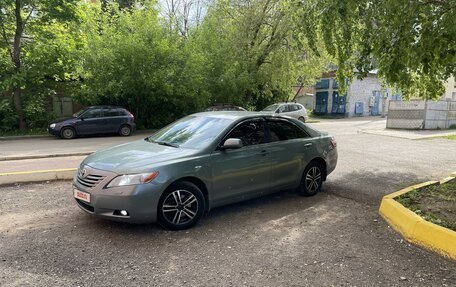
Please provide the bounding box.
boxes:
[73,166,165,224]
[48,126,61,136]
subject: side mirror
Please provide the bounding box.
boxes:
[221,138,243,150]
[275,110,280,113]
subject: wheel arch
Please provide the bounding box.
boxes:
[165,176,210,212]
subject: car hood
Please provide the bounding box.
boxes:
[83,139,198,174]
[52,117,77,124]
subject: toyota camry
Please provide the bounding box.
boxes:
[73,112,338,230]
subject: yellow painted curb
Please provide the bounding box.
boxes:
[0,168,77,185]
[379,174,456,261]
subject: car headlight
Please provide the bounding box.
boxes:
[50,123,56,129]
[106,171,159,188]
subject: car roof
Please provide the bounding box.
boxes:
[192,111,295,121]
[86,105,124,109]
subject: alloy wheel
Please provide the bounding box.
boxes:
[305,166,322,193]
[162,189,199,225]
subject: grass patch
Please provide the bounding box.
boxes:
[396,181,456,232]
[306,119,320,123]
[424,134,456,140]
[0,128,48,137]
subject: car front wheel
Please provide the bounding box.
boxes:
[60,127,76,139]
[298,161,323,196]
[158,181,205,230]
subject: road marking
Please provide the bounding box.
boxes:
[0,168,77,176]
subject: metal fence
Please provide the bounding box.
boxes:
[387,100,456,129]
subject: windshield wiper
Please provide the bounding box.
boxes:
[150,140,179,148]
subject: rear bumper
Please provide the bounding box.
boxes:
[325,148,338,176]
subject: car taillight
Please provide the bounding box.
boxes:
[330,137,337,148]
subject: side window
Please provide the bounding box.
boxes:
[82,109,102,119]
[104,108,120,117]
[225,120,266,146]
[289,105,299,111]
[277,105,288,113]
[268,120,309,142]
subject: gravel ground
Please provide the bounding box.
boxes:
[1,117,455,286]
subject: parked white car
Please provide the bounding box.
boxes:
[262,103,309,122]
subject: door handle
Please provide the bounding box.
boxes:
[304,143,313,148]
[259,150,268,156]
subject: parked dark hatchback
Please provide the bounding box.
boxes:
[48,106,136,139]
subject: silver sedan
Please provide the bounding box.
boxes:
[73,112,338,230]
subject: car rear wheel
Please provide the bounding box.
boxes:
[119,125,132,136]
[60,127,76,139]
[158,181,205,230]
[298,116,305,122]
[298,161,323,196]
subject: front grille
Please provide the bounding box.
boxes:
[77,173,105,188]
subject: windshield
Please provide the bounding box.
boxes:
[146,116,232,149]
[74,108,88,117]
[262,104,279,112]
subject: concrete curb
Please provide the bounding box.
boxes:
[0,168,77,185]
[0,152,92,161]
[379,174,456,261]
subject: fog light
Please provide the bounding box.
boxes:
[114,209,129,216]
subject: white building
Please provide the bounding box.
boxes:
[312,71,391,117]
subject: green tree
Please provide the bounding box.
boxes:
[0,0,80,130]
[292,0,455,99]
[75,1,210,127]
[192,0,327,109]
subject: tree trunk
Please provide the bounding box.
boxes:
[13,88,25,129]
[13,0,26,130]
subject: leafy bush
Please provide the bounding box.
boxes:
[23,91,56,129]
[0,99,18,132]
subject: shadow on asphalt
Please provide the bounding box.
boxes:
[72,188,326,237]
[325,170,422,204]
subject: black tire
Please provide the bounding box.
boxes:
[298,161,324,196]
[119,125,132,136]
[60,127,76,139]
[298,116,305,122]
[158,181,205,230]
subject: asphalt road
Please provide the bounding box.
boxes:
[0,130,155,160]
[1,118,455,286]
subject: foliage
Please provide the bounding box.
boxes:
[73,1,210,128]
[23,89,56,129]
[291,0,456,99]
[190,0,327,109]
[0,98,17,132]
[0,0,81,129]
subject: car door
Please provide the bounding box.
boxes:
[75,108,104,135]
[266,118,316,191]
[103,108,122,133]
[210,119,271,206]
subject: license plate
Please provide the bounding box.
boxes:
[74,189,91,203]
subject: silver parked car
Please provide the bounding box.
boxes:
[73,112,337,230]
[262,102,309,122]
